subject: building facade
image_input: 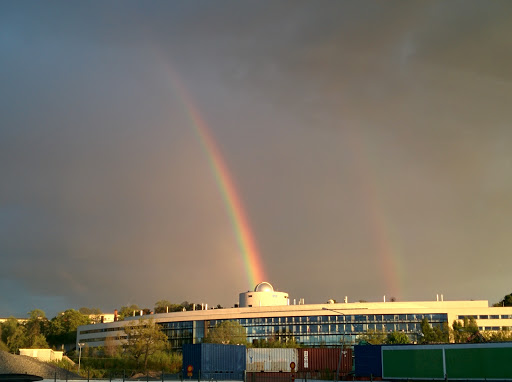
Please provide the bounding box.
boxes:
[77,283,512,351]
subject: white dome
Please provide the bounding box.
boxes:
[254,282,274,292]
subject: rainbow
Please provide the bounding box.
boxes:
[163,64,266,288]
[346,126,404,300]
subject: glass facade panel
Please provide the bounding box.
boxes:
[151,311,451,350]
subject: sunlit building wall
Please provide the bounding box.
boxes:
[77,284,512,351]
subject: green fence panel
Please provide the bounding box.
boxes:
[445,346,512,379]
[382,348,444,379]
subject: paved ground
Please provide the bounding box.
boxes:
[0,350,79,379]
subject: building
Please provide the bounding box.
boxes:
[76,282,512,351]
[19,348,64,362]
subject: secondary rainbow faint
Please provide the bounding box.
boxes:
[347,126,404,300]
[162,63,266,289]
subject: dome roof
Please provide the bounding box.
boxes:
[254,282,274,292]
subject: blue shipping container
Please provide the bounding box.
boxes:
[354,344,382,378]
[182,343,246,380]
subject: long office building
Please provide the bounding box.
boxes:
[77,282,512,351]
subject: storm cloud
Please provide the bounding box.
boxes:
[1,1,512,317]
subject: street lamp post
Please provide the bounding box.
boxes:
[78,342,85,374]
[322,308,346,381]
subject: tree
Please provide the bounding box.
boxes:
[154,300,173,314]
[28,309,46,319]
[420,318,449,343]
[47,309,90,347]
[7,325,27,353]
[1,317,19,345]
[123,318,168,371]
[25,310,49,348]
[181,301,196,311]
[252,336,300,348]
[493,292,512,307]
[79,307,102,315]
[385,331,410,344]
[433,322,450,343]
[104,336,120,357]
[118,305,141,320]
[358,329,387,345]
[204,321,247,345]
[484,327,512,342]
[451,317,479,343]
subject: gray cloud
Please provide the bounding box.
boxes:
[1,1,512,317]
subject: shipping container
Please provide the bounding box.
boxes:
[382,343,512,380]
[298,348,352,375]
[182,343,246,380]
[354,345,382,378]
[246,348,298,372]
[246,372,294,382]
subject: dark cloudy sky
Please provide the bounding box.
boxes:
[1,1,512,318]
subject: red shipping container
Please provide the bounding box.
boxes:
[246,372,293,382]
[298,348,352,374]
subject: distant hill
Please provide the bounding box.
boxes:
[0,351,78,379]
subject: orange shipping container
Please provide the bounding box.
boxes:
[298,348,352,374]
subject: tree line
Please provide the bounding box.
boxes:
[358,316,512,345]
[0,299,215,353]
[2,292,512,375]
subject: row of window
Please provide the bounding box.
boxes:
[218,313,447,327]
[458,315,511,320]
[479,326,512,331]
[80,335,127,343]
[80,313,449,335]
[80,326,125,335]
[242,322,432,335]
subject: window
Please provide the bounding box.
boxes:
[479,315,489,319]
[490,315,500,319]
[501,315,510,319]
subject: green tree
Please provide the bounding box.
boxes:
[433,322,450,343]
[1,317,19,345]
[385,331,410,344]
[451,317,479,343]
[25,310,49,348]
[421,318,450,343]
[118,305,140,320]
[28,309,46,319]
[484,327,512,342]
[493,292,512,307]
[252,336,300,348]
[204,320,247,345]
[47,309,90,347]
[104,336,120,357]
[420,318,436,343]
[154,300,173,314]
[123,318,169,371]
[7,325,27,353]
[78,307,102,315]
[358,329,387,345]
